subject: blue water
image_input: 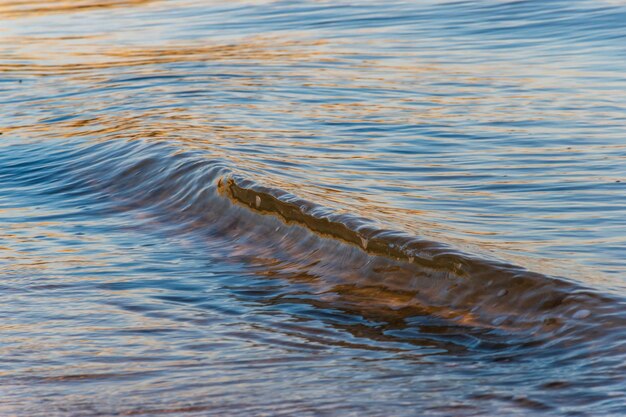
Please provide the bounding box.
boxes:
[1,1,625,415]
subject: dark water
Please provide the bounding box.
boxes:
[1,1,626,415]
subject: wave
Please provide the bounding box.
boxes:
[218,175,621,334]
[2,138,624,341]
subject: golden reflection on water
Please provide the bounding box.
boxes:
[0,37,329,75]
[2,3,625,285]
[0,218,109,274]
[0,0,156,18]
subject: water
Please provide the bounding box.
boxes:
[1,1,625,415]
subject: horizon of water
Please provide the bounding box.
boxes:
[1,1,625,416]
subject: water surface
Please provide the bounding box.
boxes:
[1,1,625,415]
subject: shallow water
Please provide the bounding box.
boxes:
[1,1,625,415]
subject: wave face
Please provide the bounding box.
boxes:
[220,175,620,331]
[2,0,626,416]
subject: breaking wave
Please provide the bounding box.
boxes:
[4,137,623,343]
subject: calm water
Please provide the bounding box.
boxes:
[1,1,626,415]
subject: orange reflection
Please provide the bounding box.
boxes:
[0,0,156,19]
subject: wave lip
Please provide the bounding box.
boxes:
[219,174,623,336]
